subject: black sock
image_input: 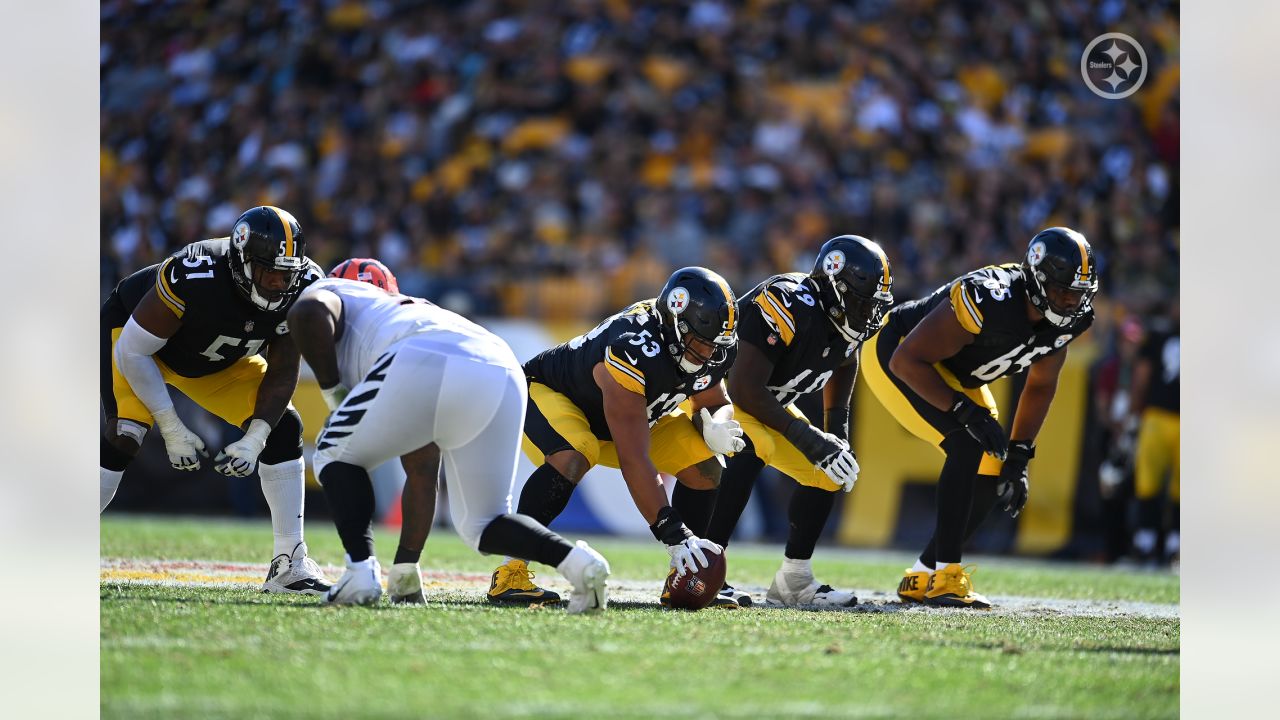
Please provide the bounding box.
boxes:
[783,484,837,560]
[318,462,375,562]
[101,435,134,472]
[516,463,577,526]
[672,483,718,536]
[919,474,1001,568]
[932,434,984,564]
[393,545,422,564]
[478,513,573,567]
[705,448,764,547]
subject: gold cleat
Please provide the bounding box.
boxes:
[897,568,932,603]
[487,559,562,605]
[923,564,991,609]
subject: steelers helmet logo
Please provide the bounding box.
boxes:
[693,375,712,391]
[1055,334,1073,348]
[232,222,250,250]
[1028,240,1047,266]
[667,286,690,315]
[822,250,846,276]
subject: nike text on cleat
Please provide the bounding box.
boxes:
[765,568,857,607]
[559,541,610,614]
[324,555,383,606]
[923,564,991,609]
[897,569,932,603]
[487,558,562,605]
[261,541,332,595]
[387,562,426,605]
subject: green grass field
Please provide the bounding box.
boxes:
[101,516,1178,719]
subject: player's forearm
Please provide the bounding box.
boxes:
[114,317,174,415]
[728,381,792,434]
[251,354,300,427]
[890,352,955,411]
[618,457,669,525]
[1010,380,1057,443]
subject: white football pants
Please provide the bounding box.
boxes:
[312,337,527,550]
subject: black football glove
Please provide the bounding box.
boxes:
[997,441,1034,517]
[784,417,846,466]
[948,393,1008,459]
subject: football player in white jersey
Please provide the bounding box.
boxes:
[287,260,610,611]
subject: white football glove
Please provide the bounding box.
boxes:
[698,407,746,455]
[214,419,273,478]
[667,536,723,578]
[320,383,350,412]
[151,407,208,472]
[818,446,860,493]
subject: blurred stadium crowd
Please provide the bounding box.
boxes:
[100,0,1179,562]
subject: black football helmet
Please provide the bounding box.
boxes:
[655,267,738,374]
[809,235,894,343]
[229,206,308,311]
[1023,227,1098,327]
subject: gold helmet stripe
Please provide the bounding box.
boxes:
[269,206,295,258]
[1070,231,1090,276]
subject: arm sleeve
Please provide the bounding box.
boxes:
[114,316,174,415]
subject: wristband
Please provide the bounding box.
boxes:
[649,506,693,545]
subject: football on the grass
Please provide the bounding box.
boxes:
[664,551,727,610]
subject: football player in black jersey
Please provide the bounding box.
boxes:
[100,206,332,595]
[487,267,744,607]
[682,235,892,608]
[863,227,1098,608]
[1129,301,1179,567]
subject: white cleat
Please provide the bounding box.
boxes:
[558,541,610,614]
[765,567,857,608]
[325,555,384,606]
[262,541,332,596]
[387,562,426,605]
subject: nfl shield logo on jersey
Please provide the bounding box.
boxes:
[244,320,255,332]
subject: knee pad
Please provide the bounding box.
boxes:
[260,407,304,464]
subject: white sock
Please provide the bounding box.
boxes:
[781,557,813,576]
[911,559,933,574]
[259,458,305,557]
[100,468,124,513]
[935,561,958,572]
[1133,528,1157,554]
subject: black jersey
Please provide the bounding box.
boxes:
[739,273,858,406]
[523,299,737,439]
[1139,323,1179,413]
[101,239,323,378]
[886,263,1093,387]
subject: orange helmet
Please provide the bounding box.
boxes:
[328,258,399,294]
